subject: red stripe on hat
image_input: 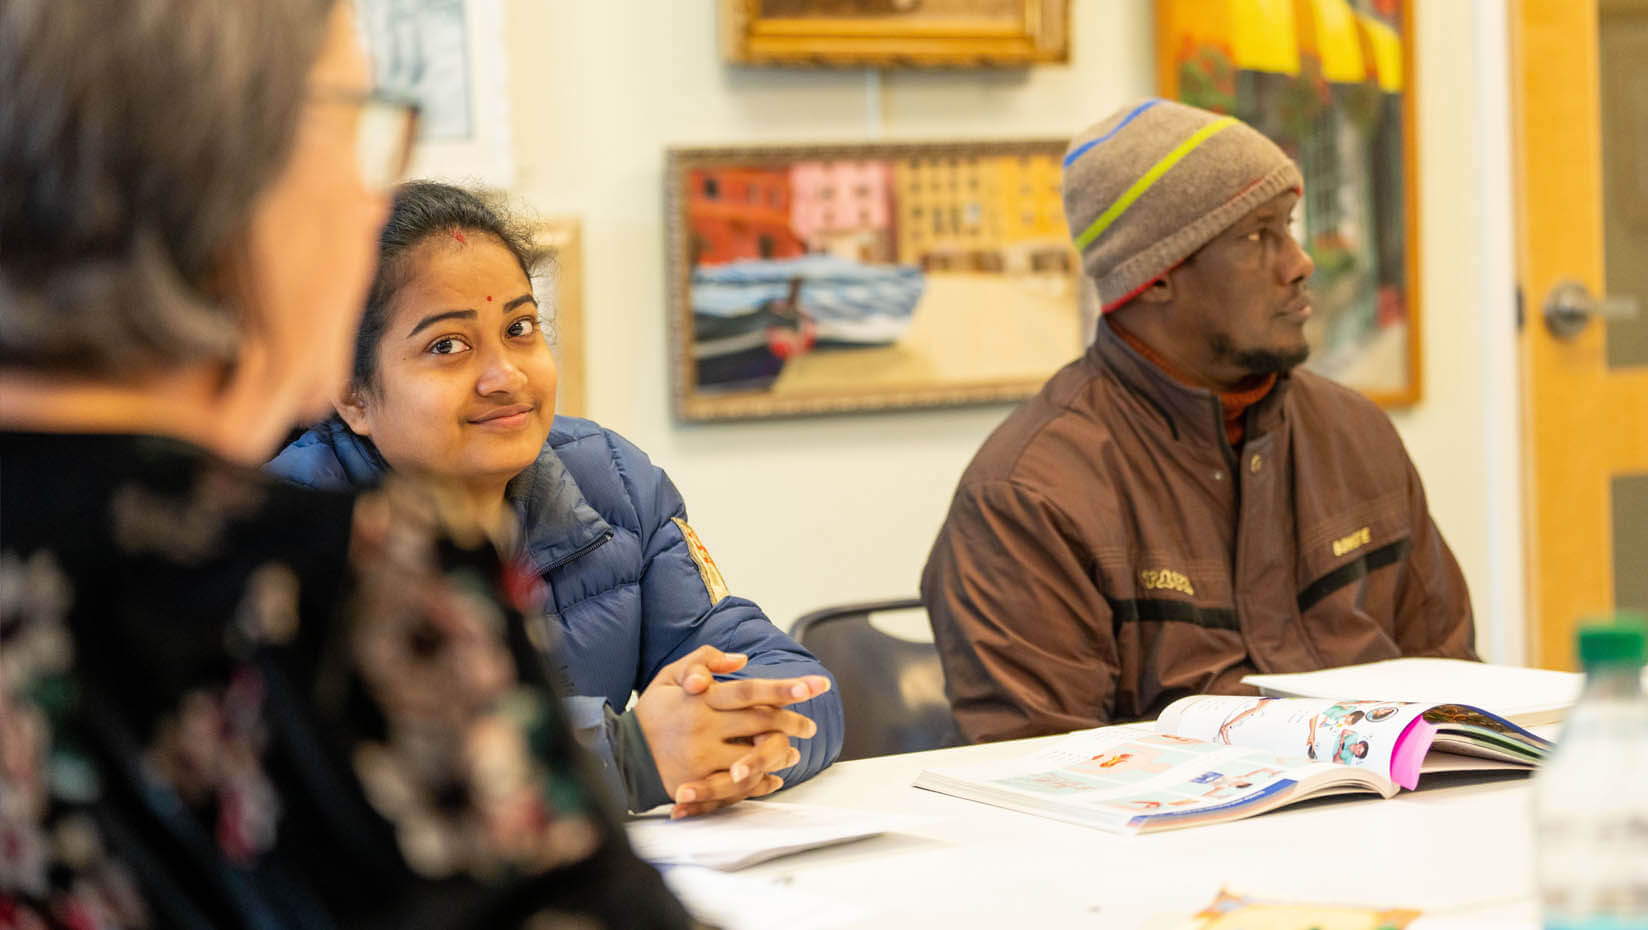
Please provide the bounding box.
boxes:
[1102,256,1189,313]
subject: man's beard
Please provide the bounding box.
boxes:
[1209,332,1310,376]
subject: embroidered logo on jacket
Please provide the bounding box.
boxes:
[673,518,731,604]
[1139,569,1195,597]
[1332,527,1372,558]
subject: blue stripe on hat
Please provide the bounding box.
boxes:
[1062,98,1162,168]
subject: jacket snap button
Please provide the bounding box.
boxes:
[1249,454,1262,473]
[1212,470,1224,481]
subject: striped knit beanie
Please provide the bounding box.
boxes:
[1062,98,1303,312]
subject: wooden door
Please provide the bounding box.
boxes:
[1514,0,1648,668]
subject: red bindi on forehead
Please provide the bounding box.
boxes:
[486,296,493,301]
[451,229,467,245]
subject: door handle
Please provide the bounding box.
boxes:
[1543,279,1642,341]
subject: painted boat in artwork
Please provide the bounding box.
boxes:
[690,255,926,390]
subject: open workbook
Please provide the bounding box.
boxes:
[913,694,1551,834]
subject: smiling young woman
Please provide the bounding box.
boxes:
[334,218,560,529]
[269,181,844,821]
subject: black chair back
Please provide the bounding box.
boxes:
[792,598,965,761]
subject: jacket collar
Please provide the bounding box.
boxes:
[1087,315,1290,449]
[506,441,613,575]
[272,419,611,575]
[281,417,395,487]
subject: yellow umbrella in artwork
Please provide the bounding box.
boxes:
[1229,0,1301,75]
[1354,10,1404,92]
[1291,0,1367,84]
[1160,0,1397,89]
[1157,0,1300,89]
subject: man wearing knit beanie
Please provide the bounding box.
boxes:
[923,99,1477,743]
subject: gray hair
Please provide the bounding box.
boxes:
[0,0,338,374]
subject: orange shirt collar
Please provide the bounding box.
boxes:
[1109,320,1276,447]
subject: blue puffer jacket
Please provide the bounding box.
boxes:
[267,416,843,806]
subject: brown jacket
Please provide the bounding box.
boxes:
[923,319,1477,742]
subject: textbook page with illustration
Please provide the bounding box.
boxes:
[912,697,1549,835]
[1158,695,1550,786]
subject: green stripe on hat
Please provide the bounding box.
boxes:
[1074,116,1239,251]
[1062,98,1304,311]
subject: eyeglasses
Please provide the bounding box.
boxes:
[308,89,421,191]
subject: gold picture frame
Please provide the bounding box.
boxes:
[1156,0,1422,408]
[532,217,587,419]
[719,0,1069,67]
[665,139,1083,422]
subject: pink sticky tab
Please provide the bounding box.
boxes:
[1389,717,1436,790]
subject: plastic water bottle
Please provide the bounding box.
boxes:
[1532,618,1648,930]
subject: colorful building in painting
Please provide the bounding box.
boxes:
[995,153,1075,274]
[788,160,896,264]
[686,167,805,266]
[892,153,1073,274]
[892,154,1000,272]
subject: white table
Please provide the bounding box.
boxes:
[730,729,1544,929]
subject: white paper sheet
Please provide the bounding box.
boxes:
[627,800,916,871]
[661,865,864,930]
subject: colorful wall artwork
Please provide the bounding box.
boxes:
[666,140,1083,421]
[1158,0,1421,406]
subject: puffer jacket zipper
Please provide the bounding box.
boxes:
[542,529,613,573]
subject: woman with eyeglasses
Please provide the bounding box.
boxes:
[0,2,687,927]
[269,182,845,820]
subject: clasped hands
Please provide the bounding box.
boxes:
[634,645,831,819]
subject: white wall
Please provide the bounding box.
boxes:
[1385,0,1522,662]
[501,0,1520,657]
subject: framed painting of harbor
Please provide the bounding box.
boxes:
[665,139,1083,421]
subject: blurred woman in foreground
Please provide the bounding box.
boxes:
[0,1,687,926]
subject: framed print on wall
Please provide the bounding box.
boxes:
[665,140,1084,422]
[355,0,515,187]
[719,0,1070,67]
[532,217,587,419]
[1157,0,1421,407]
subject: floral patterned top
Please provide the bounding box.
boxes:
[0,432,690,930]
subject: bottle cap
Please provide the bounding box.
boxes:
[1577,614,1648,668]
